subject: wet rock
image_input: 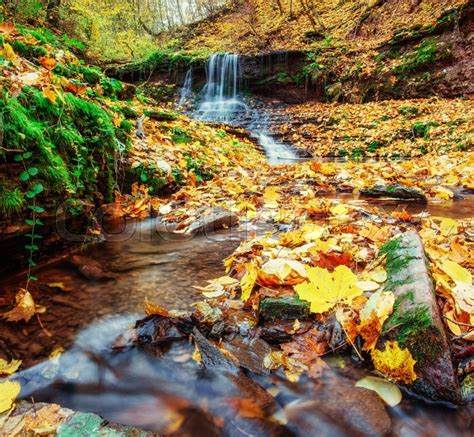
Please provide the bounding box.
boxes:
[186,208,239,235]
[461,374,474,402]
[379,231,461,404]
[360,184,427,203]
[259,297,310,322]
[260,320,313,343]
[69,255,118,281]
[285,374,391,436]
[224,335,272,374]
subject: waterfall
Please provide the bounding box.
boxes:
[195,53,299,164]
[178,68,194,106]
[195,53,249,123]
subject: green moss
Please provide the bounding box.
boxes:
[379,236,403,257]
[0,186,24,217]
[10,40,47,60]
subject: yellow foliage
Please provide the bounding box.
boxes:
[371,341,417,384]
[294,265,363,314]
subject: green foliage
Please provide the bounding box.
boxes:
[0,185,24,217]
[10,40,47,59]
[61,34,86,50]
[393,38,442,75]
[398,106,419,118]
[171,127,192,144]
[411,121,438,138]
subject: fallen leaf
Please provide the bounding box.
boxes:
[355,376,402,406]
[240,262,258,301]
[294,265,363,314]
[0,380,21,413]
[0,359,22,375]
[2,289,44,322]
[371,341,417,384]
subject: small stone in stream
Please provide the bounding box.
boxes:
[378,231,461,404]
[260,320,313,343]
[69,255,118,281]
[224,335,272,374]
[259,297,310,322]
[186,208,239,235]
[360,184,427,203]
[285,373,391,437]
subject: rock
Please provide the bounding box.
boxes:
[379,231,461,404]
[360,184,427,203]
[224,335,272,374]
[69,255,118,281]
[186,208,239,235]
[285,373,391,436]
[259,297,310,322]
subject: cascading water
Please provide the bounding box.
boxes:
[195,53,298,164]
[178,68,194,106]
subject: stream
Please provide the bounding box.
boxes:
[1,53,473,435]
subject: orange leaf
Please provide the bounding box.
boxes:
[311,252,351,271]
[39,56,56,70]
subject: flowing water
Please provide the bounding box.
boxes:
[1,53,473,435]
[182,53,300,165]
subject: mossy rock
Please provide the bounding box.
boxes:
[378,231,461,404]
[360,184,427,203]
[259,296,310,322]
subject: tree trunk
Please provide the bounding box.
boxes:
[46,0,61,26]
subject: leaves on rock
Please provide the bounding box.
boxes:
[371,341,417,384]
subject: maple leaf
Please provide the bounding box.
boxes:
[371,341,417,384]
[2,289,45,322]
[0,359,22,376]
[0,380,21,413]
[294,265,363,314]
[240,262,258,301]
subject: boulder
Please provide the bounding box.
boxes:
[360,184,427,203]
[378,231,461,403]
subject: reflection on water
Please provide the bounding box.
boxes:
[1,198,473,435]
[9,315,472,436]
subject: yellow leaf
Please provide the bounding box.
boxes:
[440,259,472,285]
[330,203,349,217]
[0,359,21,375]
[240,262,258,301]
[355,376,402,407]
[261,259,307,281]
[371,341,417,384]
[0,380,21,413]
[263,186,280,208]
[3,42,17,61]
[2,289,41,322]
[294,265,363,314]
[439,218,458,237]
[43,87,57,104]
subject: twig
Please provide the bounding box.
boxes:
[443,315,474,328]
[0,146,23,153]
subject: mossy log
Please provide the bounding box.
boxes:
[379,231,461,404]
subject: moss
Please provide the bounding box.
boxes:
[10,40,48,60]
[379,235,403,256]
[0,186,24,217]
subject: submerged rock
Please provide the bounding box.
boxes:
[186,208,239,235]
[378,231,461,404]
[285,374,391,436]
[360,184,427,203]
